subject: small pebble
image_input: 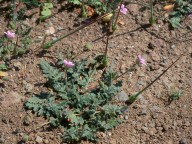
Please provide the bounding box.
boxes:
[124,115,129,120]
[116,91,129,102]
[36,136,43,144]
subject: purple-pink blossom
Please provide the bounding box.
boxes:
[118,4,128,15]
[137,55,147,66]
[4,30,15,39]
[64,60,75,68]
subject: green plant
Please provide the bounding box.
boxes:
[169,0,192,28]
[149,0,155,25]
[40,2,53,21]
[25,58,123,143]
[0,24,31,59]
[169,90,183,101]
[127,51,187,104]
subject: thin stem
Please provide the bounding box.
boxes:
[127,50,188,104]
[105,34,109,56]
[42,11,118,49]
[115,63,136,80]
[113,0,124,28]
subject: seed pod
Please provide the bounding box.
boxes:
[163,5,174,11]
[102,13,113,22]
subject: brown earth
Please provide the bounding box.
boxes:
[0,1,192,144]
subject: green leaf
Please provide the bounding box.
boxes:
[39,60,64,82]
[170,17,181,28]
[41,9,51,16]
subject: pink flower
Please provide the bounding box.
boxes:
[137,55,147,66]
[64,60,75,68]
[118,4,128,15]
[4,30,15,39]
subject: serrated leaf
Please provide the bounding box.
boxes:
[39,59,64,82]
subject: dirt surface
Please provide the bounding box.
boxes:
[0,1,192,144]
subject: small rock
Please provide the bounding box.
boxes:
[152,113,158,119]
[148,42,156,50]
[135,15,141,24]
[2,118,9,124]
[149,128,157,136]
[138,108,147,116]
[108,41,116,49]
[36,136,43,144]
[45,27,55,35]
[23,81,34,92]
[120,64,127,73]
[49,135,54,140]
[13,61,22,71]
[124,115,129,120]
[44,139,49,144]
[107,132,112,136]
[171,45,176,49]
[116,91,129,102]
[141,126,149,133]
[100,132,106,137]
[184,121,190,127]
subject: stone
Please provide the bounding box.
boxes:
[36,136,43,144]
[149,128,157,136]
[116,91,129,102]
[108,41,116,49]
[120,64,127,73]
[45,26,55,35]
[44,139,49,144]
[139,108,147,116]
[13,61,22,71]
[124,115,129,120]
[171,45,176,49]
[148,42,156,50]
[23,81,34,92]
[141,126,149,133]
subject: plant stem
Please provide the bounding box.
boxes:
[127,51,188,104]
[42,12,117,49]
[149,0,155,25]
[113,0,124,31]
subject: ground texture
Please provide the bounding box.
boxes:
[0,1,192,144]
